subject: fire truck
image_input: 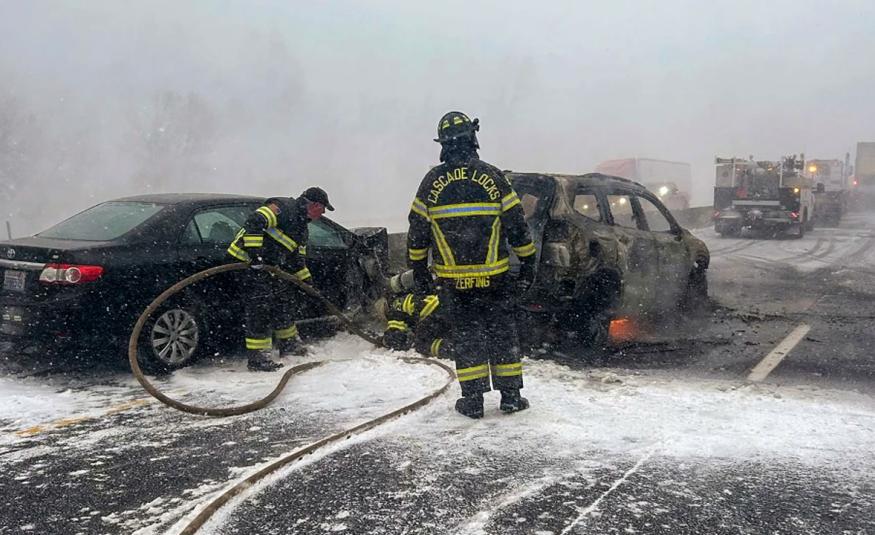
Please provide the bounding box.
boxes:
[806,155,850,225]
[713,155,815,238]
[852,142,875,209]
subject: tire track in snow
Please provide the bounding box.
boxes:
[708,239,759,256]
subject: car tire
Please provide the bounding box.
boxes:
[138,301,207,374]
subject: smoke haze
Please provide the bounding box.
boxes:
[2,0,874,234]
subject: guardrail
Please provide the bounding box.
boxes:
[385,206,715,272]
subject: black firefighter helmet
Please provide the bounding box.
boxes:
[434,111,480,147]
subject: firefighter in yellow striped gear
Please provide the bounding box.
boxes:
[382,292,450,359]
[227,187,334,372]
[406,111,537,418]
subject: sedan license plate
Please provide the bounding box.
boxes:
[2,270,27,292]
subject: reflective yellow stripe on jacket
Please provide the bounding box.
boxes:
[409,248,428,261]
[228,228,251,261]
[265,228,299,252]
[501,192,521,212]
[256,206,278,228]
[513,242,537,258]
[294,267,312,281]
[387,320,408,331]
[486,217,501,265]
[420,295,439,318]
[431,222,456,266]
[410,198,429,220]
[242,235,264,247]
[429,202,501,219]
[433,258,510,279]
[402,294,415,315]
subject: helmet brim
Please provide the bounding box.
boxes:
[434,131,476,144]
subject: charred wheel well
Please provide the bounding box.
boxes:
[577,268,622,316]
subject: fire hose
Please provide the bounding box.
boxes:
[127,263,456,533]
[128,262,455,416]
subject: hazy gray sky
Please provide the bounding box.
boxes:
[2,0,874,233]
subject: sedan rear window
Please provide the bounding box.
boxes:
[37,201,164,241]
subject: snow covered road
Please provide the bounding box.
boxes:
[3,215,875,534]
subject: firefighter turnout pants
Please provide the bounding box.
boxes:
[242,270,302,351]
[443,284,523,396]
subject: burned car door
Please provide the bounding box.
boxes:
[567,187,615,276]
[635,194,690,309]
[604,191,660,316]
[509,174,555,264]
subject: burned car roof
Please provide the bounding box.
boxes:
[505,171,650,193]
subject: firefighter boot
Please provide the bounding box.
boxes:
[499,390,530,414]
[454,393,484,419]
[278,338,308,358]
[247,349,284,372]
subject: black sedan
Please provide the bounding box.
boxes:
[0,194,388,371]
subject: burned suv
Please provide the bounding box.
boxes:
[509,172,710,346]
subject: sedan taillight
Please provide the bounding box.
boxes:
[39,264,104,285]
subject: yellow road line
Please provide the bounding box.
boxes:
[12,396,156,438]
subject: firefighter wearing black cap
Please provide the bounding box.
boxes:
[406,111,537,418]
[227,187,334,371]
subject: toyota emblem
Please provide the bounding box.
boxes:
[6,248,14,259]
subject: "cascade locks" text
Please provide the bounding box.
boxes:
[427,167,501,204]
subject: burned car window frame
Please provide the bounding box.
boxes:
[604,190,643,230]
[571,188,606,222]
[509,174,556,225]
[633,193,680,234]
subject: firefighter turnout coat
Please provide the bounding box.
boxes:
[227,197,312,351]
[227,197,312,283]
[407,158,536,289]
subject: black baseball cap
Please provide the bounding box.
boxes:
[300,187,334,211]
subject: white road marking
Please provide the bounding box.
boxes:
[747,324,811,382]
[559,449,654,535]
